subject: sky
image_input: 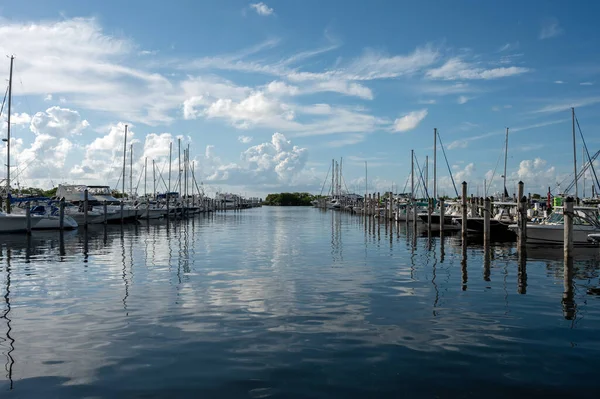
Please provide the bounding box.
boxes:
[1,0,600,198]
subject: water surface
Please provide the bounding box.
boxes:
[1,207,599,398]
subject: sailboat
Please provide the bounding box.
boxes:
[0,57,78,232]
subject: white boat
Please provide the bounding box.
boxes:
[508,207,600,245]
[63,202,105,224]
[0,211,29,233]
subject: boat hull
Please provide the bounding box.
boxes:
[509,223,600,245]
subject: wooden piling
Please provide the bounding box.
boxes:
[83,189,89,227]
[483,197,491,245]
[120,200,124,223]
[461,181,468,242]
[59,198,65,230]
[439,198,445,236]
[518,195,527,252]
[564,197,574,260]
[427,198,432,235]
[26,201,31,234]
[103,200,108,224]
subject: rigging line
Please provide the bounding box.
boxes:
[319,164,331,197]
[437,132,459,197]
[485,139,505,197]
[413,155,429,199]
[575,115,600,192]
[0,85,8,118]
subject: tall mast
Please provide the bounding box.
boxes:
[572,107,578,201]
[411,150,414,201]
[425,155,429,196]
[5,56,14,213]
[129,144,133,198]
[122,124,128,199]
[331,159,335,197]
[168,141,172,210]
[433,128,437,200]
[144,157,147,198]
[340,157,343,195]
[582,144,586,198]
[152,159,156,200]
[503,127,509,201]
[178,138,182,195]
[365,161,367,200]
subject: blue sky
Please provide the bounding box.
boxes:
[1,0,600,197]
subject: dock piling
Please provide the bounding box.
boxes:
[83,189,89,227]
[483,197,491,245]
[26,201,31,234]
[564,197,574,260]
[59,198,65,230]
[439,198,445,236]
[461,181,468,242]
[103,200,108,224]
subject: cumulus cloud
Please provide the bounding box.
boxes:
[250,2,274,16]
[10,112,32,125]
[457,96,470,104]
[393,109,428,132]
[30,106,89,137]
[238,135,253,143]
[44,94,52,101]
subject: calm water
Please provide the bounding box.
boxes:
[1,207,600,398]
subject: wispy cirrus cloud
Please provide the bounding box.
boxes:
[530,97,600,114]
[580,81,594,86]
[426,58,530,80]
[539,18,563,39]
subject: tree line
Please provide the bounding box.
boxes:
[263,192,316,206]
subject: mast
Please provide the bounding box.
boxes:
[411,150,414,201]
[572,107,578,201]
[365,161,367,204]
[433,128,437,200]
[340,157,343,195]
[122,124,128,199]
[144,157,147,199]
[152,160,156,200]
[583,144,586,198]
[5,56,14,213]
[129,144,133,198]
[503,127,509,201]
[167,141,172,214]
[425,155,429,196]
[331,159,335,197]
[178,138,182,195]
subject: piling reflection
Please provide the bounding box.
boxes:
[1,247,14,390]
[461,244,467,291]
[483,247,491,282]
[518,249,527,294]
[562,257,576,321]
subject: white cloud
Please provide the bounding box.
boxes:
[10,112,32,125]
[554,80,565,84]
[393,109,428,132]
[266,81,299,96]
[580,82,594,86]
[539,19,563,39]
[44,94,52,101]
[30,106,89,137]
[0,17,178,125]
[250,2,274,16]
[418,99,436,105]
[515,158,555,182]
[457,96,470,104]
[238,135,253,143]
[426,58,530,80]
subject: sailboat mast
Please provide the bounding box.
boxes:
[433,128,437,200]
[411,150,414,201]
[340,157,343,195]
[129,144,133,198]
[5,56,14,213]
[331,159,335,197]
[122,125,128,199]
[178,138,182,195]
[425,155,429,196]
[168,141,172,212]
[572,107,578,201]
[503,127,509,201]
[153,160,156,200]
[144,157,147,198]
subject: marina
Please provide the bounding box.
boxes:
[1,206,599,397]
